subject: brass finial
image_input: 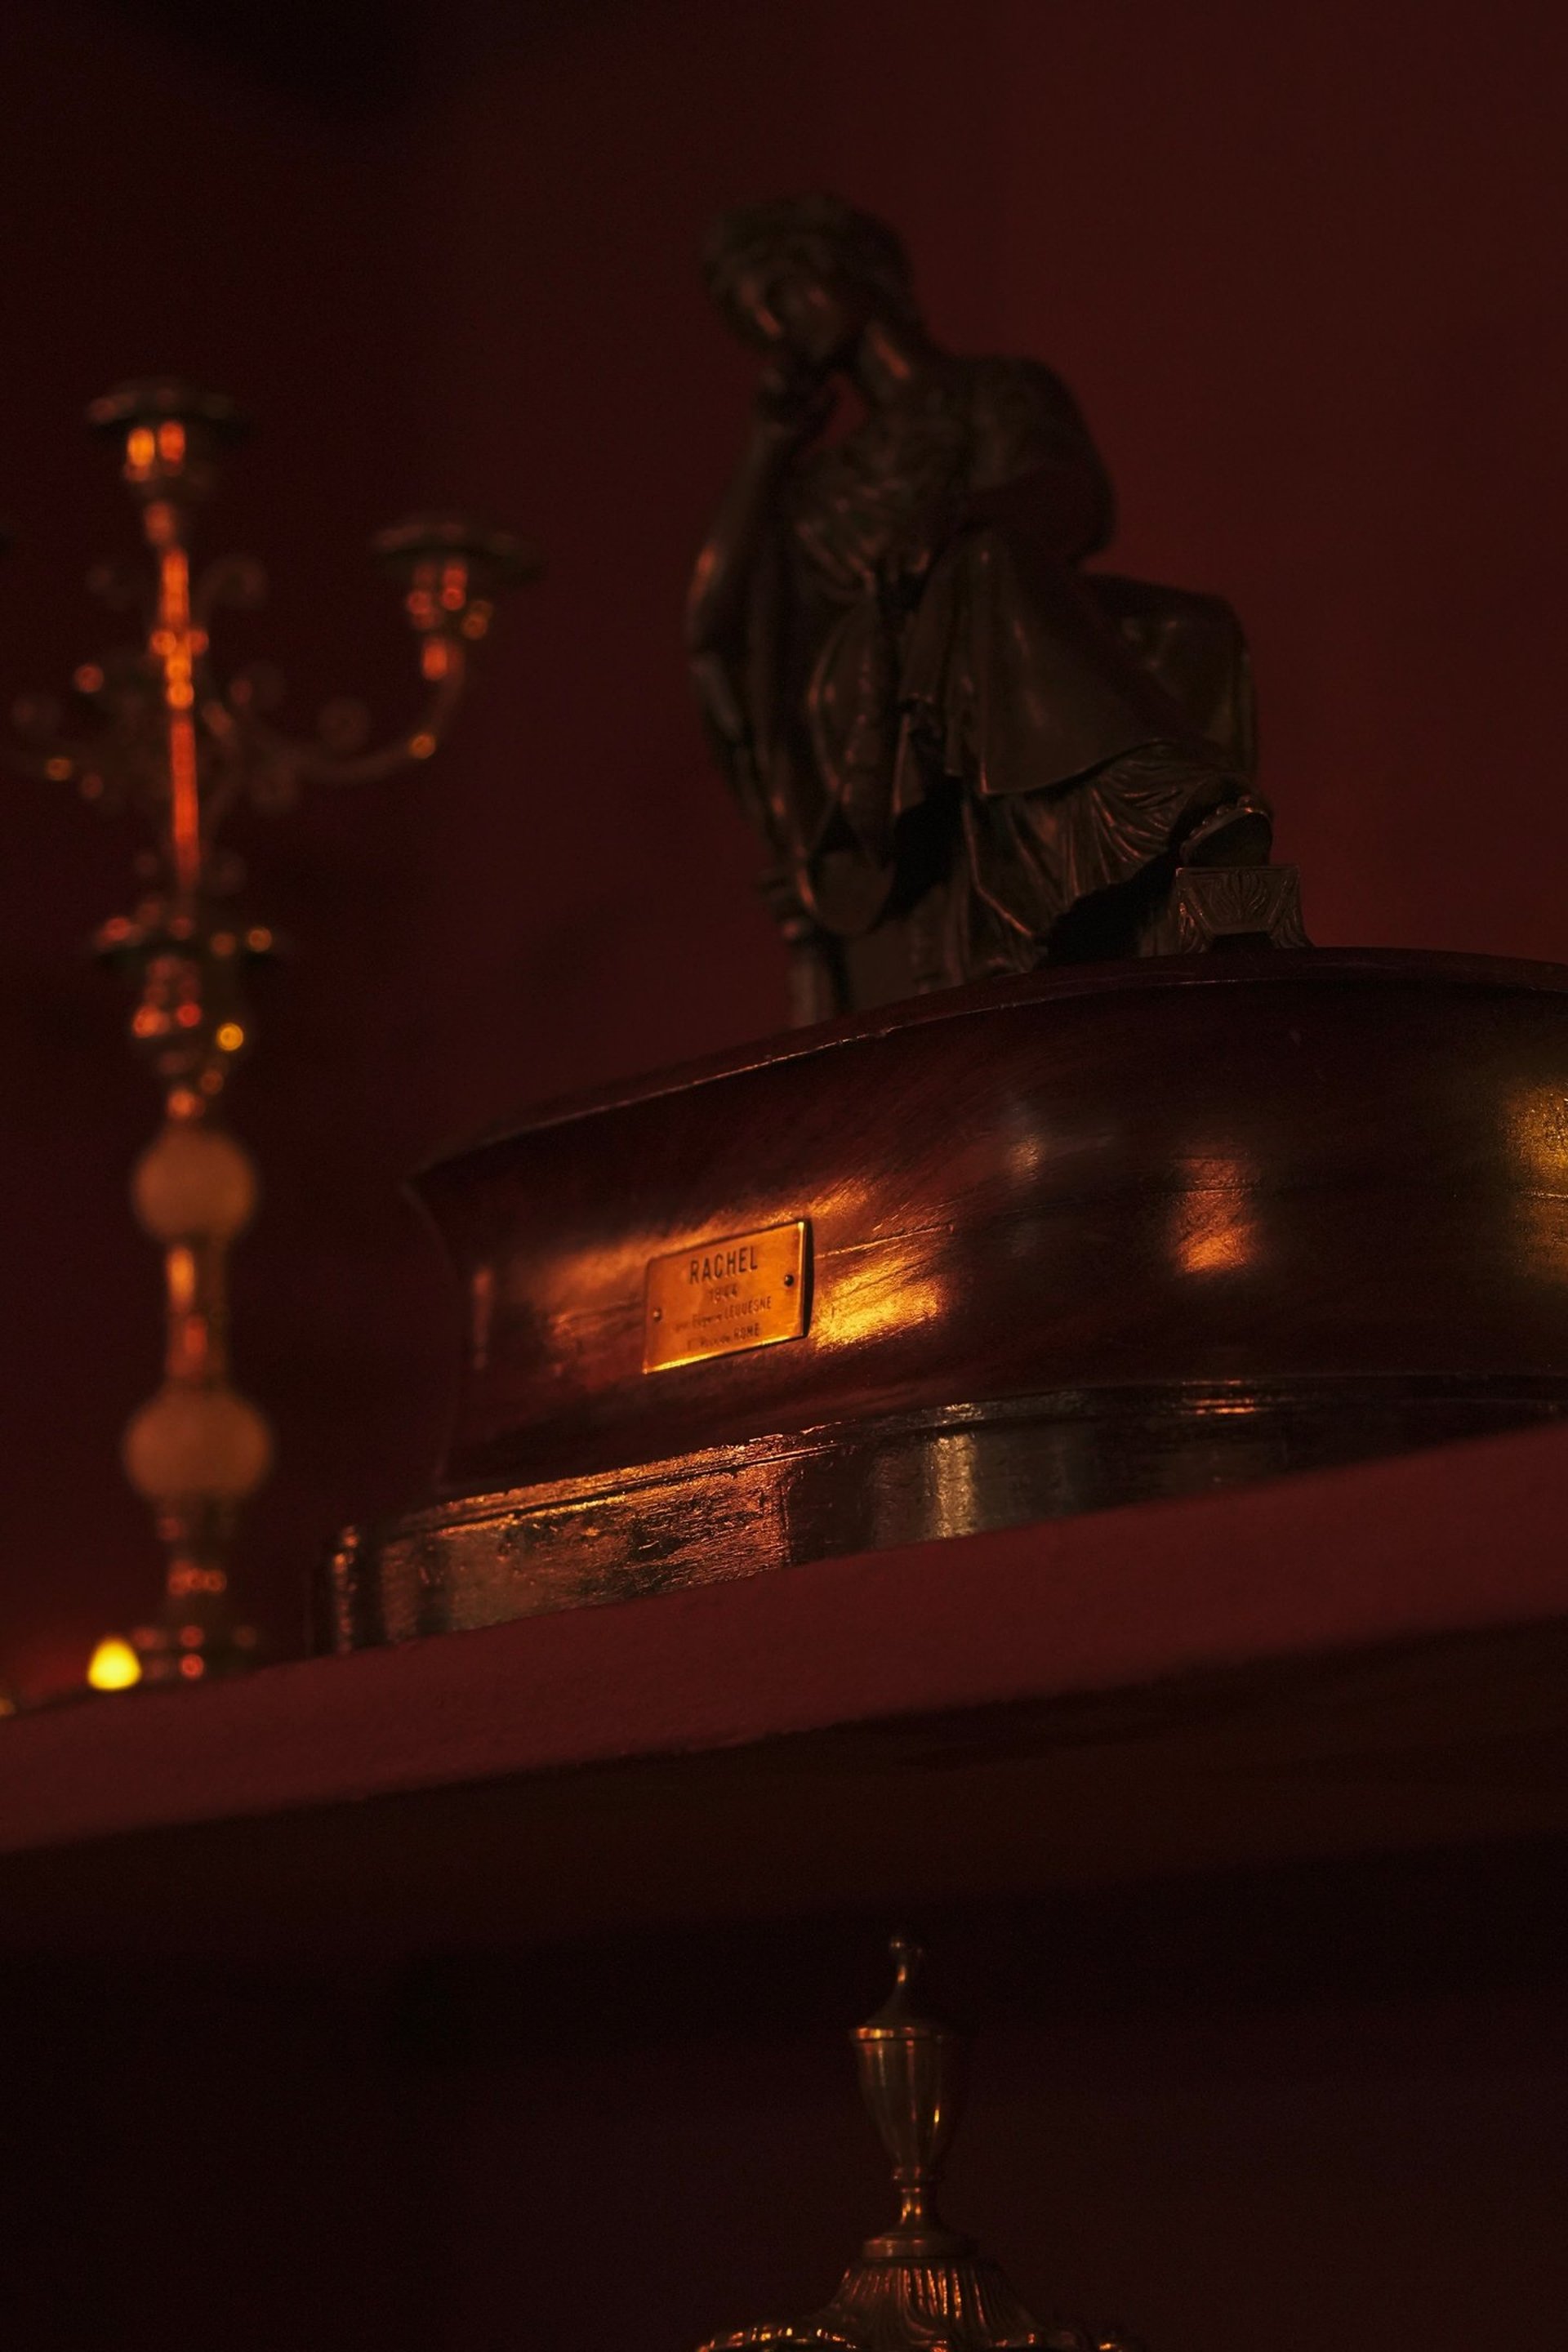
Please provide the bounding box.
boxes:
[695,1938,1147,2352]
[853,1936,969,2260]
[872,1933,923,2010]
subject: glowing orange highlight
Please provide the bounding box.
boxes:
[145,523,203,899]
[1169,1156,1259,1276]
[87,1637,142,1692]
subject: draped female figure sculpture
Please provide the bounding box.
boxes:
[688,195,1290,1020]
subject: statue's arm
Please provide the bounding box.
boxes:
[685,373,829,665]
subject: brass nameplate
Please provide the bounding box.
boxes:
[644,1220,809,1373]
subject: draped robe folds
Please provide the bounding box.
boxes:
[721,355,1254,981]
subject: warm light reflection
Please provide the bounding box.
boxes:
[1503,1087,1568,1276]
[1178,1216,1249,1275]
[1508,1087,1568,1184]
[1169,1156,1259,1276]
[818,1254,947,1348]
[153,533,203,896]
[87,1636,142,1692]
[926,1431,981,1541]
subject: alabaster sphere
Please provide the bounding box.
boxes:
[131,1121,260,1243]
[122,1383,273,1503]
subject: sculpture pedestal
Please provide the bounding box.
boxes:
[319,950,1568,1650]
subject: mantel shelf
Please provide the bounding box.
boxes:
[4,1419,1568,1960]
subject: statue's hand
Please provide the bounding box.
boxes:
[754,359,835,446]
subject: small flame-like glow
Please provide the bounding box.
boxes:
[216,1022,245,1053]
[87,1636,142,1692]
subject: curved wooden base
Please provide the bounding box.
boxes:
[321,950,1568,1650]
[320,1374,1568,1648]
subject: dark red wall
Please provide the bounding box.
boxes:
[3,0,1567,1687]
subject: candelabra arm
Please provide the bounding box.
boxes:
[286,630,473,789]
[203,514,537,795]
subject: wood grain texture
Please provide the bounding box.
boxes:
[416,949,1568,1475]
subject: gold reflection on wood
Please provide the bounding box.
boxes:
[1169,1155,1259,1277]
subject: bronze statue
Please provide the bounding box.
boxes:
[689,195,1294,1019]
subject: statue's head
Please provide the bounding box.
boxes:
[703,194,920,368]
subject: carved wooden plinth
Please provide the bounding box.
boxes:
[319,951,1568,1650]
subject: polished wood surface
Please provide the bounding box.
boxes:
[326,950,1568,1642]
[425,948,1568,1483]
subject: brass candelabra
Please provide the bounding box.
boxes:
[6,380,537,1689]
[699,1939,1144,2352]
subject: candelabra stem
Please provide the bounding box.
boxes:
[149,507,202,906]
[122,1102,270,1682]
[4,378,535,1691]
